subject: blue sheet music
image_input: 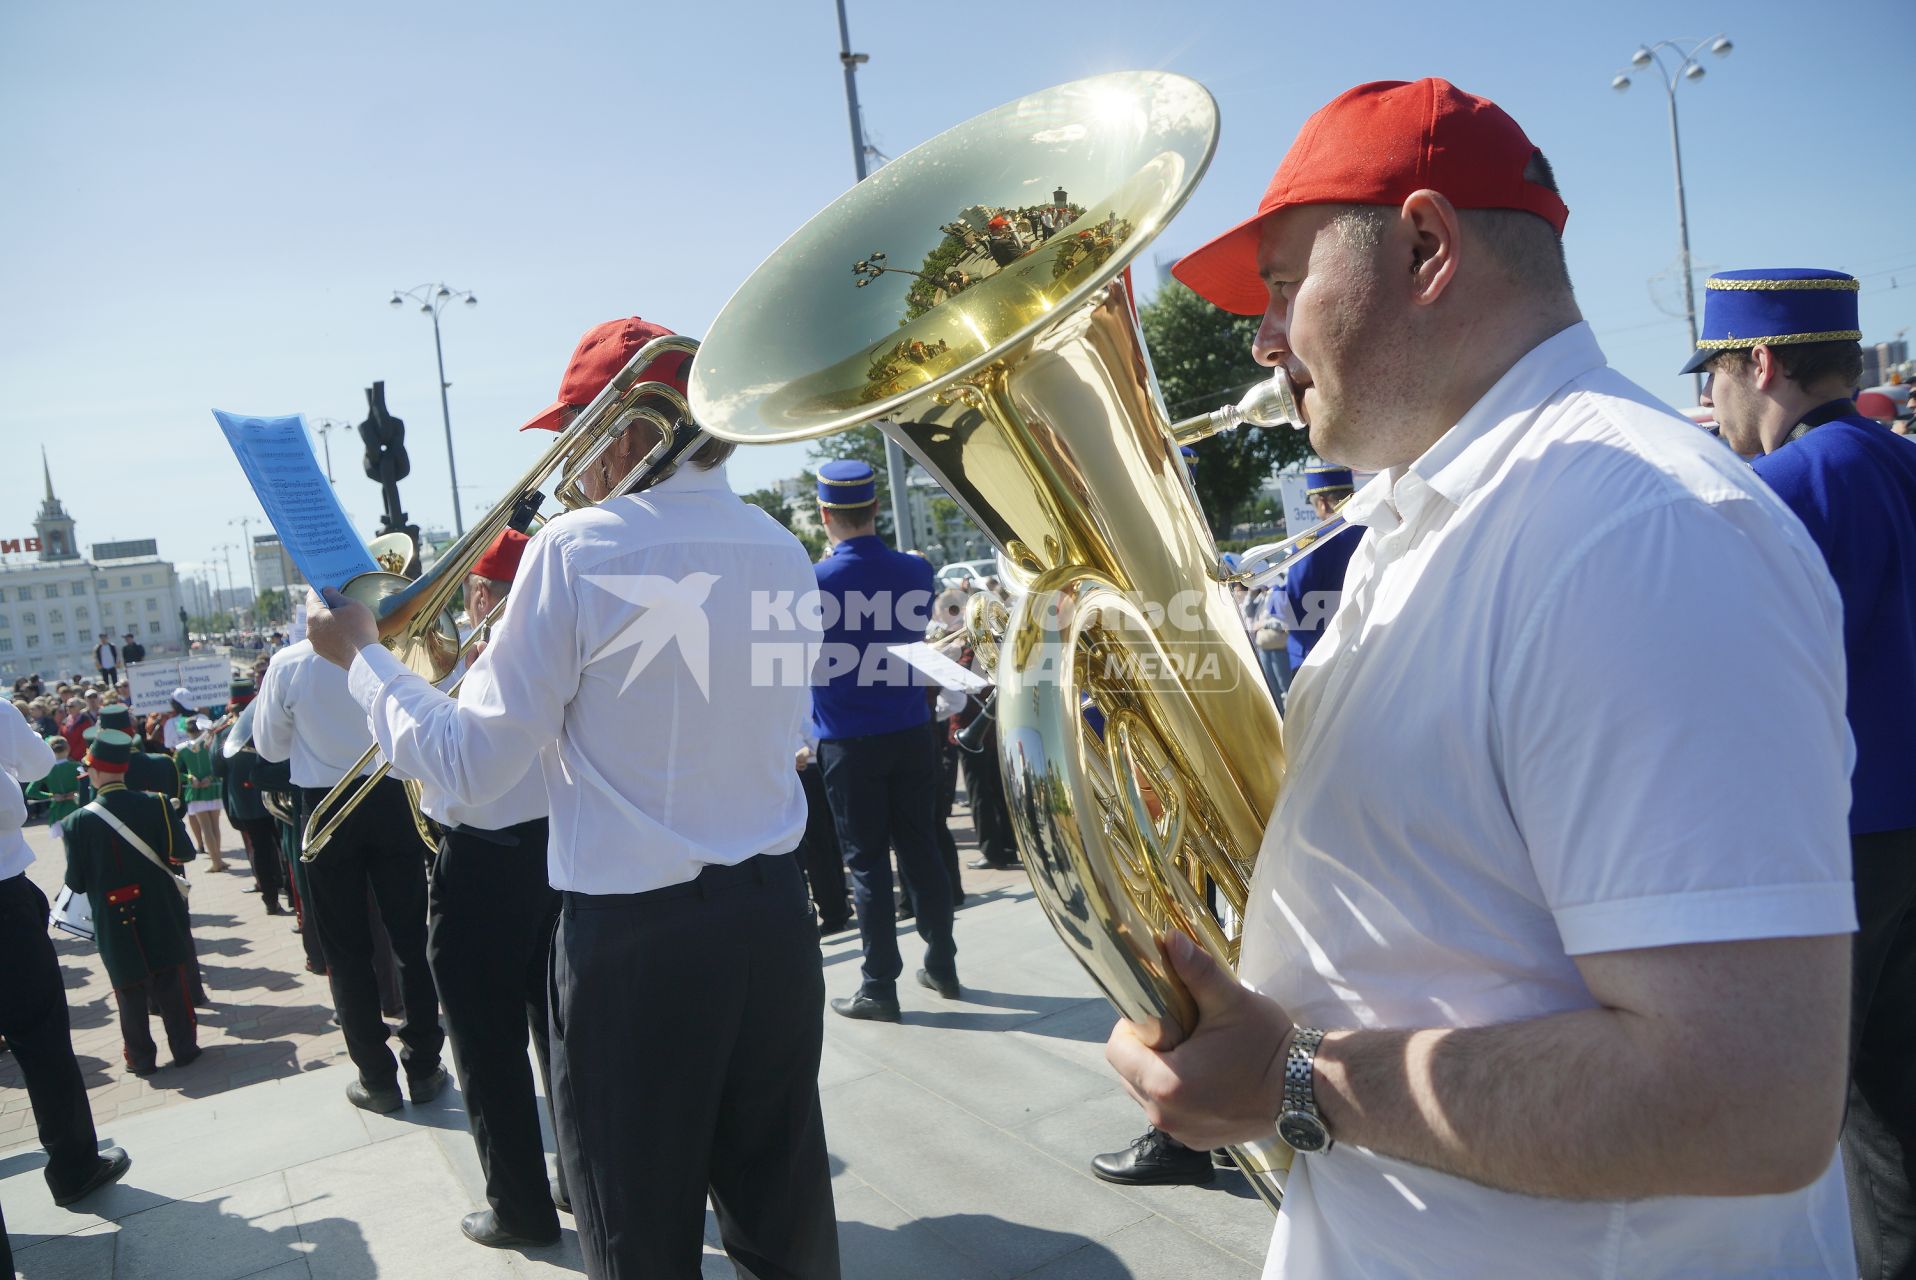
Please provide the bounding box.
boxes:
[213,411,378,591]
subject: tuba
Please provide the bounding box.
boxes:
[692,71,1316,1208]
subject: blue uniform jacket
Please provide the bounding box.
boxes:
[1283,522,1360,669]
[1753,411,1916,834]
[811,535,936,741]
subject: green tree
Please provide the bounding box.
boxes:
[741,486,825,561]
[253,587,290,624]
[1139,281,1310,537]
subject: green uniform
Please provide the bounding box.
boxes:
[175,739,219,806]
[26,759,88,826]
[125,751,181,802]
[62,783,196,990]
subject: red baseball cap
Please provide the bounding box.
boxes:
[471,527,531,583]
[1174,78,1569,316]
[518,316,691,432]
[1856,391,1899,423]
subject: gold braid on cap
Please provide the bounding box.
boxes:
[1695,330,1864,351]
[1705,277,1860,292]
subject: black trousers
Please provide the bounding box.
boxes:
[958,733,1016,865]
[1845,826,1916,1280]
[820,723,956,999]
[428,819,563,1237]
[550,853,839,1280]
[234,814,284,904]
[114,962,196,1071]
[932,722,961,885]
[795,762,848,929]
[0,875,102,1200]
[300,778,443,1090]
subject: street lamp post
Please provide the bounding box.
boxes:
[230,517,261,618]
[389,283,479,538]
[1612,34,1734,403]
[309,417,350,483]
[832,1,915,550]
[216,543,239,627]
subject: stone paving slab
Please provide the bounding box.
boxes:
[5,811,1270,1277]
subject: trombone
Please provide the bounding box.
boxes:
[300,335,707,861]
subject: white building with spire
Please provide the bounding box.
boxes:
[0,450,186,683]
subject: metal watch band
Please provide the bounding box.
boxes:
[1282,1026,1327,1121]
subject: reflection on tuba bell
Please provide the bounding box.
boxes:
[692,72,1311,1208]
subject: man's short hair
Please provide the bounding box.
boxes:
[823,499,879,526]
[687,436,736,471]
[1708,341,1864,390]
[1329,148,1570,293]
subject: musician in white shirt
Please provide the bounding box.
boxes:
[308,317,840,1280]
[399,527,571,1251]
[254,636,448,1116]
[1107,79,1856,1278]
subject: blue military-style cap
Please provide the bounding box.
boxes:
[1305,463,1354,495]
[817,458,877,508]
[1678,269,1862,376]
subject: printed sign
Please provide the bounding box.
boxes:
[127,656,232,714]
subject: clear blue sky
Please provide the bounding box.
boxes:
[4,0,1911,585]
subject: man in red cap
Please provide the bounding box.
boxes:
[1108,80,1858,1276]
[309,318,839,1278]
[387,524,573,1250]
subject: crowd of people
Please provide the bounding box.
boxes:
[5,70,1915,1280]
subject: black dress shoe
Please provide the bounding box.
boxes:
[967,857,1023,871]
[461,1209,560,1249]
[52,1147,131,1207]
[916,968,961,1000]
[830,993,901,1023]
[1090,1127,1215,1186]
[171,1045,203,1068]
[408,1065,450,1104]
[895,903,916,921]
[817,919,852,938]
[127,1060,158,1077]
[346,1078,403,1113]
[552,1181,571,1214]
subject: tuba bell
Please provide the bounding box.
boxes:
[691,71,1310,1207]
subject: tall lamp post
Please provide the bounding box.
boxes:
[229,517,262,619]
[833,1,915,550]
[309,417,351,483]
[1612,34,1734,403]
[389,283,479,538]
[216,543,240,628]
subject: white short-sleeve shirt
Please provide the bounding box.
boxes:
[1242,324,1857,1279]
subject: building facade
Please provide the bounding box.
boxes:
[0,454,187,682]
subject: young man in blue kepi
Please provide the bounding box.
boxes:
[1688,269,1916,1280]
[810,458,959,1022]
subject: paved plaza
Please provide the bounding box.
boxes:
[3,806,1271,1278]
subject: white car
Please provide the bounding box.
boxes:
[936,558,997,588]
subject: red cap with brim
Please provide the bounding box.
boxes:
[472,527,531,582]
[1173,78,1570,316]
[519,317,691,432]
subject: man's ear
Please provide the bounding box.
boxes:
[1752,345,1778,391]
[1400,190,1461,307]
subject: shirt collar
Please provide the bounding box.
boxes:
[832,534,887,557]
[1340,322,1604,533]
[647,459,733,496]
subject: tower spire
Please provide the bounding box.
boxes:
[42,445,54,504]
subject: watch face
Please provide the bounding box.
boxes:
[1278,1111,1331,1154]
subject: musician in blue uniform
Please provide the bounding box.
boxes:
[1281,465,1360,671]
[1685,268,1916,1279]
[811,459,960,1021]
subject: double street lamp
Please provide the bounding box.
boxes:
[1612,34,1734,401]
[389,283,479,537]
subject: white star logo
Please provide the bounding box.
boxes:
[582,572,721,698]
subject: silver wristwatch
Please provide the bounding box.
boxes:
[1276,1026,1332,1153]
